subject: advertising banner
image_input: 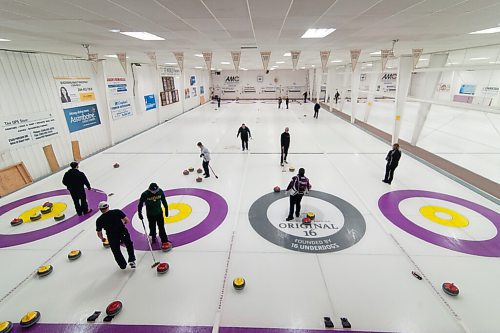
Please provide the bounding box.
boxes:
[412,48,423,69]
[231,51,241,71]
[291,51,301,70]
[159,66,181,76]
[117,52,127,74]
[320,50,330,72]
[63,104,101,133]
[1,113,59,147]
[350,49,361,72]
[56,78,96,104]
[202,52,212,70]
[109,98,133,120]
[144,94,157,111]
[260,51,271,71]
[106,77,128,96]
[173,52,184,72]
[381,49,392,71]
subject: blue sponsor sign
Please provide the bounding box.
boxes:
[63,104,101,133]
[144,94,157,111]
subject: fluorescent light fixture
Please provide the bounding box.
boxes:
[365,63,373,67]
[164,62,177,65]
[331,59,342,63]
[311,65,315,67]
[469,27,500,34]
[283,52,291,57]
[418,58,428,61]
[301,28,335,38]
[220,61,230,65]
[105,55,130,58]
[270,68,276,70]
[276,61,285,64]
[109,29,120,33]
[0,38,11,41]
[240,68,248,71]
[195,66,203,69]
[370,51,381,55]
[211,68,215,70]
[194,54,203,57]
[469,57,489,60]
[489,61,500,64]
[120,31,165,41]
[300,66,306,69]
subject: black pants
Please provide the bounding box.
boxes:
[314,110,319,118]
[281,146,289,164]
[286,102,289,109]
[335,97,339,104]
[384,163,398,184]
[217,102,221,108]
[69,189,88,216]
[278,102,282,109]
[304,97,307,103]
[109,229,135,269]
[202,160,210,177]
[288,194,304,219]
[241,138,248,150]
[147,213,169,243]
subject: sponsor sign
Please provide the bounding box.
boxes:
[56,78,96,104]
[63,104,101,133]
[1,113,59,147]
[144,94,157,111]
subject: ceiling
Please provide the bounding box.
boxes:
[1,0,500,70]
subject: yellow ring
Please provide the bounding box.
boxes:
[163,203,192,224]
[19,202,67,223]
[419,205,469,228]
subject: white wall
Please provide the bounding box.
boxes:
[0,50,211,181]
[211,69,307,100]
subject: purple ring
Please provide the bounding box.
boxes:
[122,188,228,250]
[378,190,500,257]
[0,189,106,248]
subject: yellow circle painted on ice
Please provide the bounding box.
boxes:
[18,202,67,223]
[419,205,469,228]
[163,203,192,224]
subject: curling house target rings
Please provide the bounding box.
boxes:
[164,203,192,224]
[419,205,469,228]
[0,189,106,248]
[378,190,500,257]
[122,188,228,250]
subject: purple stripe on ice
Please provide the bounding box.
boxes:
[0,189,106,248]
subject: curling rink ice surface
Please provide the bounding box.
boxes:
[1,100,499,333]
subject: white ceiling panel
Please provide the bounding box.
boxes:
[325,0,382,16]
[248,0,292,19]
[363,0,426,16]
[155,0,212,19]
[204,0,249,18]
[287,0,336,17]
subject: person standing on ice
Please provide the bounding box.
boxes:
[285,96,289,109]
[237,123,252,151]
[280,127,290,166]
[197,142,211,178]
[62,161,92,216]
[138,183,170,248]
[278,96,282,109]
[314,102,320,119]
[96,201,136,269]
[285,168,311,221]
[382,143,401,185]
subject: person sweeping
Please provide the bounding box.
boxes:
[197,142,211,178]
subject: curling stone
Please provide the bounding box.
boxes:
[442,282,459,296]
[273,186,280,193]
[303,114,307,117]
[197,168,203,174]
[289,167,295,172]
[10,218,23,227]
[156,262,169,274]
[41,202,53,214]
[196,177,203,183]
[19,311,40,328]
[188,167,194,172]
[113,163,120,168]
[306,212,315,220]
[30,212,42,221]
[302,217,311,224]
[68,250,82,261]
[233,277,246,290]
[102,239,110,248]
[0,321,13,333]
[54,213,65,222]
[161,242,172,252]
[183,170,189,175]
[37,264,53,277]
[106,301,122,317]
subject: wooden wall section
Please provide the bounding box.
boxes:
[0,162,33,196]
